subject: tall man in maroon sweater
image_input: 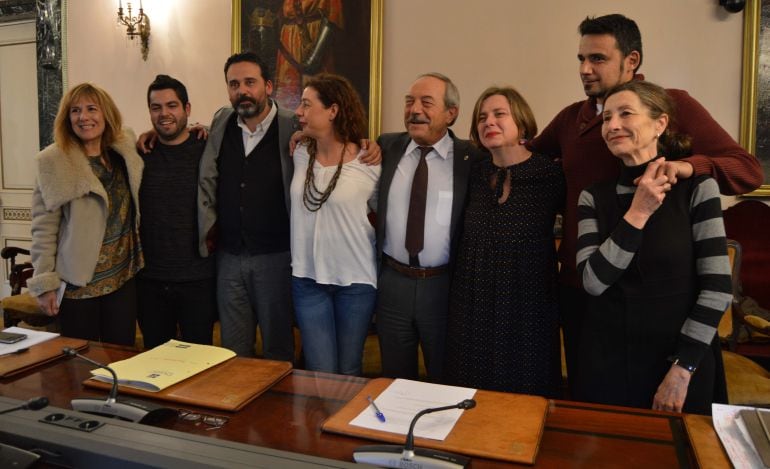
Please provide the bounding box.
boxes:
[528,14,763,397]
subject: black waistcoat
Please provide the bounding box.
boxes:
[216,113,289,255]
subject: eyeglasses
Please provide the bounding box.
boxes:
[177,409,229,430]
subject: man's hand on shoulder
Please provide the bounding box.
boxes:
[289,130,306,156]
[136,130,157,154]
[359,139,381,165]
[634,159,693,187]
[189,122,209,140]
[655,160,693,186]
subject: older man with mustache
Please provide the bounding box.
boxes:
[374,73,482,381]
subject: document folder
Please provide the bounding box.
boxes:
[0,337,88,379]
[322,378,547,465]
[85,357,291,411]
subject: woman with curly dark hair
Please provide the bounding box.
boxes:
[290,73,380,375]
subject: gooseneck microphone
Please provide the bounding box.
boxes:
[353,398,476,469]
[63,347,119,403]
[0,397,49,415]
[403,399,476,460]
[63,347,173,424]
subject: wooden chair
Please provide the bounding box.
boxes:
[0,246,56,330]
[723,201,770,365]
[719,239,770,405]
[718,239,743,348]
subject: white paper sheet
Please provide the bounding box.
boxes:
[349,378,476,441]
[712,403,765,469]
[56,281,66,306]
[0,326,59,356]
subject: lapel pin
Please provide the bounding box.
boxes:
[464,155,469,161]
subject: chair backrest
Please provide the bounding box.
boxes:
[1,246,32,295]
[723,200,770,308]
[718,239,742,343]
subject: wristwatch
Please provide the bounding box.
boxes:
[667,355,697,374]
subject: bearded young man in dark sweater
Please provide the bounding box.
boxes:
[137,75,216,349]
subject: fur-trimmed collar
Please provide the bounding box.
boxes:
[34,129,143,211]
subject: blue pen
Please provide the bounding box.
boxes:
[367,396,386,422]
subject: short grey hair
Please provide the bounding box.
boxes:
[417,72,459,125]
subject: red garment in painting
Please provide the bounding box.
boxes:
[274,0,343,110]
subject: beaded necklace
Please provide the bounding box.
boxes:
[302,142,346,212]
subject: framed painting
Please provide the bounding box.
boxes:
[231,0,383,139]
[740,0,770,196]
[0,0,35,23]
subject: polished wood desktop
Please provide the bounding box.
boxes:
[0,343,711,468]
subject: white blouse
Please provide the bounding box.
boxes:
[290,143,381,287]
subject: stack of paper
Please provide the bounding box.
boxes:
[0,327,59,356]
[90,340,235,392]
[713,403,770,468]
[349,378,476,440]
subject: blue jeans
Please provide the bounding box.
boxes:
[292,276,376,375]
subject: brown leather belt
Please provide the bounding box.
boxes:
[383,255,448,279]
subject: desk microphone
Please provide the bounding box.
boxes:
[353,399,476,469]
[63,347,173,424]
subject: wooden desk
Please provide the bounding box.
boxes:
[0,343,705,468]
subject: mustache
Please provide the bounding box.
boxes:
[407,116,430,124]
[237,96,258,106]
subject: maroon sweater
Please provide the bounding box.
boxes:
[530,84,763,288]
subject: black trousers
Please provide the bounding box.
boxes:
[59,278,137,346]
[136,276,217,349]
[376,265,450,382]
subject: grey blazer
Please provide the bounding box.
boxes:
[197,105,297,257]
[374,129,480,267]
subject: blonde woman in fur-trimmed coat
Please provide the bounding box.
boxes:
[27,83,144,345]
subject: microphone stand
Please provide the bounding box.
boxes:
[63,347,174,424]
[353,399,475,469]
[64,348,121,404]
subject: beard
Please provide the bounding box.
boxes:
[153,117,187,142]
[233,95,266,119]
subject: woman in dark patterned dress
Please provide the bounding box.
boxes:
[444,86,564,396]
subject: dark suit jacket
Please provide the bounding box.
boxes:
[375,130,480,267]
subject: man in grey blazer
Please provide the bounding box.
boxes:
[375,72,480,381]
[197,52,297,360]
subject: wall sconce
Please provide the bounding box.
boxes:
[117,0,150,61]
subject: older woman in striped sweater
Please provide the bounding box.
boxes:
[574,80,732,415]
